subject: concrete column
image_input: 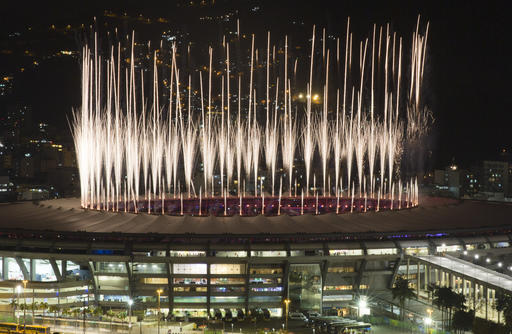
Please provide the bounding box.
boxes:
[206,263,211,316]
[406,258,410,279]
[471,281,477,313]
[2,257,8,280]
[31,259,36,281]
[485,286,488,320]
[417,262,420,297]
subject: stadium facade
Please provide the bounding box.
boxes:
[1,198,511,319]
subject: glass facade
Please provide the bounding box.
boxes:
[329,249,363,256]
[33,259,60,281]
[133,263,166,274]
[214,251,247,257]
[210,296,245,303]
[250,250,287,257]
[174,296,207,303]
[210,264,244,275]
[173,263,207,274]
[97,262,126,273]
[4,233,498,320]
[367,248,397,255]
[173,277,207,285]
[288,264,322,312]
[169,251,206,257]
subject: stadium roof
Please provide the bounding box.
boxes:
[1,197,511,238]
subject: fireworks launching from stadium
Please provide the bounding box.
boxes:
[72,17,430,216]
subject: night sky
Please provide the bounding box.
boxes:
[0,0,509,168]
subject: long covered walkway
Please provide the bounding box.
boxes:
[406,254,512,323]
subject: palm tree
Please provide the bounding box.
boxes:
[117,311,127,325]
[40,302,49,319]
[105,308,116,332]
[72,308,80,331]
[496,292,512,330]
[9,299,18,320]
[93,306,103,320]
[390,276,415,320]
[30,301,39,324]
[49,304,60,327]
[19,303,28,326]
[431,285,466,331]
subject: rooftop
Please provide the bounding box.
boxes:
[0,197,511,241]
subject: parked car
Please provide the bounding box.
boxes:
[288,312,307,321]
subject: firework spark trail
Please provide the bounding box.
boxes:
[281,86,297,197]
[316,49,331,195]
[72,18,430,216]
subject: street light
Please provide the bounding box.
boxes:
[425,308,433,331]
[16,285,22,325]
[283,299,291,332]
[358,296,370,317]
[128,299,133,332]
[156,289,163,334]
[22,280,28,330]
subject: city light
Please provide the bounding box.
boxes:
[358,296,370,317]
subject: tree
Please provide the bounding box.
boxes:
[30,301,39,324]
[390,276,416,320]
[496,292,512,330]
[9,299,18,320]
[48,304,60,327]
[431,285,466,331]
[93,306,103,319]
[72,308,80,331]
[19,303,28,325]
[117,311,127,324]
[39,302,49,319]
[452,309,474,333]
[105,308,116,332]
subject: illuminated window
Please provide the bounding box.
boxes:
[328,266,354,273]
[210,264,244,275]
[367,248,397,255]
[404,247,429,256]
[250,250,287,257]
[329,249,363,256]
[436,245,462,253]
[323,285,353,291]
[210,277,245,285]
[34,259,60,281]
[169,251,206,257]
[97,262,127,273]
[211,296,245,303]
[97,276,129,290]
[174,286,207,292]
[250,277,282,284]
[174,296,207,303]
[250,268,283,275]
[133,263,166,274]
[173,277,207,285]
[215,251,247,257]
[143,278,168,284]
[173,263,207,274]
[212,286,245,293]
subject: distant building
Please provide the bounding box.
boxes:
[480,160,509,201]
[0,175,16,201]
[433,164,461,198]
